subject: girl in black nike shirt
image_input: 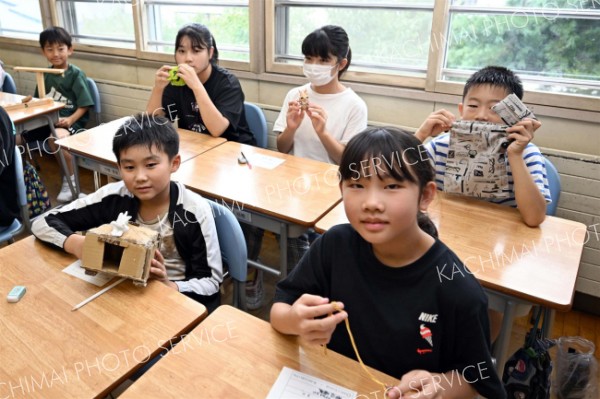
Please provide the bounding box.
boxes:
[271,127,506,399]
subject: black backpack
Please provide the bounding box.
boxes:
[502,308,555,399]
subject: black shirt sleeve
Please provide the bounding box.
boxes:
[0,106,18,227]
[0,107,13,175]
[204,66,254,144]
[274,232,331,304]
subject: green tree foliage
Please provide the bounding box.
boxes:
[286,7,433,71]
[446,0,599,93]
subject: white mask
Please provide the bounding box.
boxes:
[303,63,336,87]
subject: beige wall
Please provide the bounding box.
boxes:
[2,47,599,156]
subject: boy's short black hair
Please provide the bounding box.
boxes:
[113,114,179,163]
[463,66,524,100]
[39,26,72,48]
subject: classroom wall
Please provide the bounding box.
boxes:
[2,49,599,299]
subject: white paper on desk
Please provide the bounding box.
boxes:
[266,367,356,399]
[246,153,285,170]
[62,260,113,287]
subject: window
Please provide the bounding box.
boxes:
[0,0,43,41]
[271,0,600,101]
[444,0,600,97]
[144,0,250,62]
[55,0,136,49]
[273,0,435,81]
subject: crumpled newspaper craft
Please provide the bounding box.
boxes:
[491,93,536,126]
[443,120,510,199]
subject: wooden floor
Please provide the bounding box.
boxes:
[10,150,600,398]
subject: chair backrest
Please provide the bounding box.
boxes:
[14,146,30,231]
[543,156,561,216]
[208,200,247,283]
[2,72,17,94]
[86,77,101,125]
[244,102,268,149]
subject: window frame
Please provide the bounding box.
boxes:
[267,0,600,111]
[48,0,137,57]
[0,0,47,47]
[0,0,597,113]
[266,0,433,89]
[48,0,253,70]
[137,0,252,71]
[433,1,600,111]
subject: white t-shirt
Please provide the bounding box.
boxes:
[137,212,186,281]
[273,83,368,164]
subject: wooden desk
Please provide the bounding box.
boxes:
[0,237,207,399]
[314,193,586,371]
[120,305,395,399]
[55,117,227,191]
[0,92,74,195]
[174,141,342,277]
[0,92,64,131]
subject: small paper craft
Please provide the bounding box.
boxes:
[63,260,113,287]
[245,153,285,170]
[265,367,356,399]
[168,66,186,86]
[110,211,131,237]
[491,93,536,126]
[298,89,309,111]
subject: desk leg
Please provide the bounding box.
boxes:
[279,222,288,279]
[72,155,81,194]
[541,308,555,338]
[45,115,77,197]
[493,299,517,374]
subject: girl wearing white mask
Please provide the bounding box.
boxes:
[274,25,368,164]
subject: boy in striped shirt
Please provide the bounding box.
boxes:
[414,66,551,341]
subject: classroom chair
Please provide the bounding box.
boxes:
[544,156,561,216]
[1,72,17,94]
[27,78,101,177]
[84,77,104,189]
[209,200,248,310]
[0,147,30,245]
[244,102,268,149]
[86,77,101,126]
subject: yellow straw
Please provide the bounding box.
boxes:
[326,301,389,395]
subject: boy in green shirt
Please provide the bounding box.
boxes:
[17,26,94,202]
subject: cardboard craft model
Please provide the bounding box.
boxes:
[81,222,160,286]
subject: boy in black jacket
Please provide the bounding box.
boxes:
[32,114,223,311]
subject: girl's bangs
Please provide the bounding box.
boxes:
[176,26,209,50]
[339,128,418,183]
[301,30,333,60]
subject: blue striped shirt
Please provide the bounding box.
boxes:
[424,133,552,207]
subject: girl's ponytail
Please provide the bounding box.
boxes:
[417,211,438,238]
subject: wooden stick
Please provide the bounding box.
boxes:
[13,67,65,97]
[13,67,65,74]
[71,278,127,311]
[1,97,53,111]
